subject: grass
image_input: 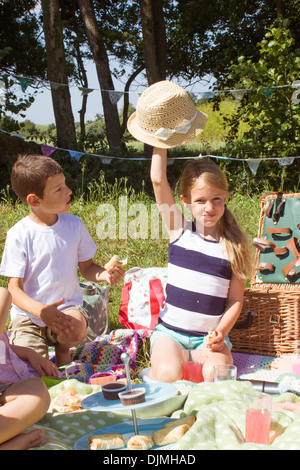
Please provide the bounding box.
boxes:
[0,172,261,329]
[0,171,261,378]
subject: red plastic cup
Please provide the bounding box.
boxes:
[182,361,204,383]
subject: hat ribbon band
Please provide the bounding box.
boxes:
[136,111,198,142]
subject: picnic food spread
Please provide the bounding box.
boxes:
[87,415,195,450]
[88,433,125,450]
[51,387,83,413]
[127,434,154,450]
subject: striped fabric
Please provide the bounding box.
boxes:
[159,221,232,336]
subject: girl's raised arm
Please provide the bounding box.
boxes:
[150,147,185,241]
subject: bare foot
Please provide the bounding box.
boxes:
[0,429,44,450]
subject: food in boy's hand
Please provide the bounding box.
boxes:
[127,434,154,450]
[88,433,125,450]
[152,424,190,446]
[204,328,217,346]
[104,255,128,270]
[51,387,82,413]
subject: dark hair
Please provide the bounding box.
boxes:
[11,154,63,203]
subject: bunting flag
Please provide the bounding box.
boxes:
[79,87,94,96]
[100,156,113,164]
[2,74,299,109]
[1,129,299,176]
[41,144,56,157]
[262,87,275,98]
[50,82,66,90]
[231,90,247,103]
[18,77,34,92]
[198,91,216,99]
[108,90,124,105]
[277,157,294,166]
[246,159,261,175]
[69,150,85,161]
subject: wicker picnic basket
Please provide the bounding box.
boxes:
[230,192,300,357]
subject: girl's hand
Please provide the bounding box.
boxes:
[206,330,225,352]
[19,347,60,377]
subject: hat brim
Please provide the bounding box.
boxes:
[127,110,208,149]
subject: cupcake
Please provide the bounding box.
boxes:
[118,388,146,406]
[102,382,127,400]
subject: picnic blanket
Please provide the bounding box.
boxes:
[19,329,300,450]
[58,329,148,382]
[31,378,300,451]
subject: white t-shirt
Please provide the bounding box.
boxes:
[0,214,97,327]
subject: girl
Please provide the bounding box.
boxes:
[0,288,52,449]
[127,80,253,382]
[149,148,253,382]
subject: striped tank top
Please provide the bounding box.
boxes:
[159,220,232,336]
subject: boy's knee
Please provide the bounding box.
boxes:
[59,307,88,346]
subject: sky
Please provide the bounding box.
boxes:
[13,60,215,126]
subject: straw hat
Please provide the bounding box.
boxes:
[127,80,208,149]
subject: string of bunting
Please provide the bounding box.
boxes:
[2,75,300,106]
[1,128,299,176]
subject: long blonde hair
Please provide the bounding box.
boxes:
[180,158,253,282]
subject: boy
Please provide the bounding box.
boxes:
[0,154,125,366]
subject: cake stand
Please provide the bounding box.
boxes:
[77,353,179,449]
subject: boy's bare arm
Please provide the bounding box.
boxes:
[78,259,125,285]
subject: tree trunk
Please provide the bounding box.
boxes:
[139,0,167,85]
[41,0,77,150]
[121,65,144,135]
[77,0,122,150]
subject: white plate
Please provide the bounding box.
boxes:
[81,382,178,412]
[74,418,176,450]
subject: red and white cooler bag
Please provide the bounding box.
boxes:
[119,267,168,331]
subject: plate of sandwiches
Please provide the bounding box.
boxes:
[80,383,178,412]
[74,415,196,450]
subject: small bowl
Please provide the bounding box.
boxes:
[102,381,127,400]
[118,387,146,406]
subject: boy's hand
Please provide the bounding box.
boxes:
[105,266,125,285]
[40,298,74,336]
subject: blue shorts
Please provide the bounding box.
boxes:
[150,323,232,352]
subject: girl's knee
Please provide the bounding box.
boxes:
[150,362,183,383]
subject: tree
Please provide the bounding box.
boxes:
[0,0,45,119]
[77,0,123,150]
[139,0,166,84]
[41,0,77,149]
[166,0,300,83]
[223,21,300,164]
